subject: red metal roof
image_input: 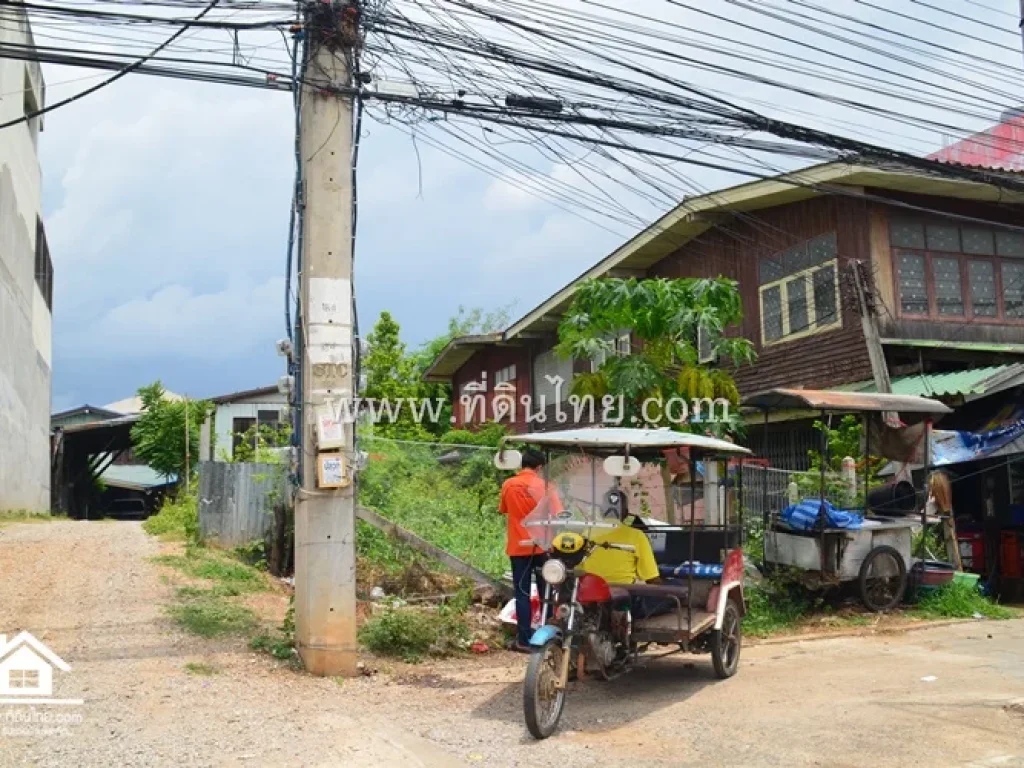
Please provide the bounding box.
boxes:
[929,115,1024,172]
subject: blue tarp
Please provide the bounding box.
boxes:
[932,405,1024,466]
[780,499,864,531]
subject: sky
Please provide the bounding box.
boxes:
[35,0,1024,411]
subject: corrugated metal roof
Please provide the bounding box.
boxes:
[101,464,176,491]
[741,389,952,414]
[833,364,1024,399]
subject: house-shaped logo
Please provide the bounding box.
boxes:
[0,632,80,705]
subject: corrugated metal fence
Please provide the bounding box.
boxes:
[198,461,289,547]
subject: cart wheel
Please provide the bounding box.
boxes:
[523,640,566,740]
[711,600,742,679]
[858,545,907,613]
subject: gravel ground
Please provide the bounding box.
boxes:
[2,520,1024,767]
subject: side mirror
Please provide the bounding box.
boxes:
[604,455,641,477]
[494,449,523,471]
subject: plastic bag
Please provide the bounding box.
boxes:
[497,585,544,626]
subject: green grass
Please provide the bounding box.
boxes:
[184,662,220,676]
[168,590,257,637]
[143,493,198,541]
[0,510,63,527]
[742,582,811,637]
[912,580,1017,621]
[358,439,507,578]
[154,548,267,594]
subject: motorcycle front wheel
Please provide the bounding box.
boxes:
[523,640,567,739]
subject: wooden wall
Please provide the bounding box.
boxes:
[648,195,875,393]
[451,343,532,432]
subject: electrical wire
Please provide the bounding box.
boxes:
[0,0,225,130]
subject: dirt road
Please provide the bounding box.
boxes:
[2,520,1024,767]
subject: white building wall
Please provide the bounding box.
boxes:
[212,394,288,461]
[0,3,50,511]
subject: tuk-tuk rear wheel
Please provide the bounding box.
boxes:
[524,640,566,740]
[711,600,742,679]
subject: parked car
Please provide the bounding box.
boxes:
[105,498,148,520]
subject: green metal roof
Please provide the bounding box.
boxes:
[833,363,1024,399]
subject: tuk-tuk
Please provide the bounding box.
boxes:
[495,427,751,739]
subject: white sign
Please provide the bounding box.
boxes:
[315,406,345,450]
[308,278,352,326]
[317,453,349,489]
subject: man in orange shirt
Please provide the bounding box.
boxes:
[498,448,561,652]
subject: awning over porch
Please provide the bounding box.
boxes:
[831,363,1024,401]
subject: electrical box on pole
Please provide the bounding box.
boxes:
[294,0,360,677]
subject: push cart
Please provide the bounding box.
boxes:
[741,389,953,611]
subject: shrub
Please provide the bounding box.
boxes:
[359,606,470,662]
[359,608,439,662]
[143,492,199,542]
[742,570,810,637]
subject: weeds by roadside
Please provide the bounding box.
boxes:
[184,662,220,676]
[250,600,297,663]
[912,580,1017,621]
[154,546,268,638]
[169,590,258,637]
[154,549,267,594]
[743,572,811,637]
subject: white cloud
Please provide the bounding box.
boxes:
[62,276,284,361]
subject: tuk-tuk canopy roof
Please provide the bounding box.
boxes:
[503,427,752,456]
[740,388,953,415]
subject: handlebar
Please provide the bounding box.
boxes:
[518,539,636,553]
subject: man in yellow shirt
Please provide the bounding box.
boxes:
[580,507,677,620]
[581,521,660,585]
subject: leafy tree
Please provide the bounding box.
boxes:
[796,415,886,506]
[130,382,213,480]
[363,311,430,439]
[231,422,291,464]
[557,277,755,434]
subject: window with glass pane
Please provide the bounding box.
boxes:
[807,233,837,266]
[813,265,837,326]
[925,224,960,252]
[762,286,783,342]
[890,220,925,249]
[1004,262,1024,319]
[932,257,964,316]
[996,231,1024,258]
[897,252,928,315]
[969,260,997,318]
[759,256,783,285]
[782,244,811,275]
[786,276,808,334]
[962,228,995,255]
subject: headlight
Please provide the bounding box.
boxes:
[542,559,567,585]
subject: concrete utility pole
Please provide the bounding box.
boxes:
[294,0,360,677]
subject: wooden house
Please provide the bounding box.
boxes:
[424,162,1024,465]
